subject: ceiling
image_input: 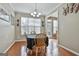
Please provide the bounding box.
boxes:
[10,3,60,16]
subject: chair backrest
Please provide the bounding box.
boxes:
[35,33,46,46]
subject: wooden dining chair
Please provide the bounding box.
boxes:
[35,33,46,56]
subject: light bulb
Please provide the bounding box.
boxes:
[33,15,35,17]
[31,13,33,15]
[38,13,41,15]
[47,20,52,22]
[37,15,39,17]
[34,11,37,14]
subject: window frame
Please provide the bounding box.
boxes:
[21,17,41,35]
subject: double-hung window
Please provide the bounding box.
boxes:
[21,17,41,35]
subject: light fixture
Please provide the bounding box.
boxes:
[30,3,41,17]
[47,20,52,22]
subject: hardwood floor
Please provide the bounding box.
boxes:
[59,47,76,56]
[46,39,58,56]
[7,41,26,56]
[6,37,76,56]
[6,38,58,56]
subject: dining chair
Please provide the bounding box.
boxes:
[35,33,46,56]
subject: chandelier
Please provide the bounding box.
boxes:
[30,3,41,17]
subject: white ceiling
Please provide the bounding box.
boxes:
[10,3,60,16]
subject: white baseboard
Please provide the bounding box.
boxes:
[15,39,26,42]
[59,44,79,56]
[3,39,26,54]
[3,40,16,53]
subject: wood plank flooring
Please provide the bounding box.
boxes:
[7,41,26,56]
[59,47,76,56]
[6,38,76,56]
[6,38,58,56]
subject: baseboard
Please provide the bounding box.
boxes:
[3,40,16,53]
[15,39,26,42]
[59,44,79,56]
[3,39,26,54]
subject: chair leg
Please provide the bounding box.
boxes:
[42,48,43,56]
[36,47,38,56]
[29,49,32,55]
[41,47,44,56]
[44,47,46,55]
[44,46,46,56]
[30,50,32,55]
[42,46,46,56]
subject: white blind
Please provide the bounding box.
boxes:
[21,17,41,35]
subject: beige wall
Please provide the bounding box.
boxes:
[59,4,79,53]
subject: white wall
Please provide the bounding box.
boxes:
[59,4,79,53]
[45,10,58,38]
[0,20,15,53]
[0,3,15,17]
[0,3,15,53]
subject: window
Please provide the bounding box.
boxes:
[0,14,9,22]
[47,20,53,37]
[21,17,41,35]
[53,20,58,34]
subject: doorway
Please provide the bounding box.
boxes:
[46,10,58,56]
[46,10,58,40]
